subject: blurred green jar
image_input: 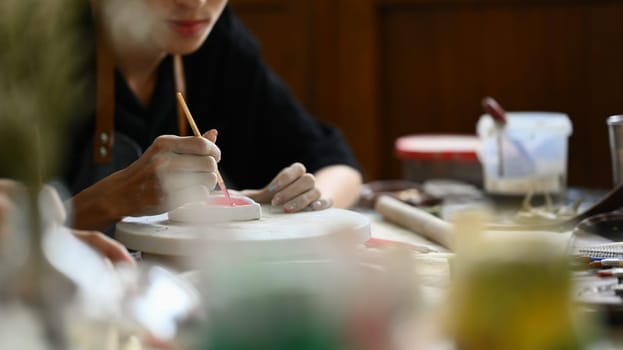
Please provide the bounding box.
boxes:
[187,248,418,350]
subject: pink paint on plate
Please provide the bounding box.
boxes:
[207,197,252,207]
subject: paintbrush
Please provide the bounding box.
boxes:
[176,92,233,206]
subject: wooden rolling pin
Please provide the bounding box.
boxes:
[374,195,454,250]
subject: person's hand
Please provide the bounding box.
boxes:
[0,180,134,266]
[72,131,221,230]
[126,132,221,215]
[0,179,21,240]
[0,194,8,240]
[242,162,333,213]
[72,229,135,265]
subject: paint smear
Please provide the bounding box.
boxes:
[207,197,251,207]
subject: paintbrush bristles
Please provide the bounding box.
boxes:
[176,92,201,137]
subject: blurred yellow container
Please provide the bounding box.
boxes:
[445,210,596,350]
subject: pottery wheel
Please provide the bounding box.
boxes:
[115,206,371,257]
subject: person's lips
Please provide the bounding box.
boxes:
[169,19,210,37]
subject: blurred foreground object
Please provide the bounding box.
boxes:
[514,190,581,226]
[1,0,184,342]
[186,243,421,350]
[0,0,91,184]
[447,210,599,350]
[0,0,93,348]
[1,184,202,349]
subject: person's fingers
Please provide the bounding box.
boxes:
[281,188,322,213]
[157,153,218,173]
[166,185,212,210]
[0,181,26,239]
[150,135,221,161]
[203,129,218,143]
[271,173,315,206]
[161,172,218,193]
[39,185,67,224]
[266,162,306,193]
[0,179,19,193]
[310,197,334,211]
[112,134,223,218]
[243,163,309,204]
[0,196,10,217]
[0,180,25,202]
[73,230,135,265]
[0,195,12,239]
[171,136,221,161]
[240,189,268,203]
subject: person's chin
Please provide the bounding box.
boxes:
[166,39,206,55]
[166,31,210,55]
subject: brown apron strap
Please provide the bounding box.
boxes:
[95,36,188,163]
[94,18,114,164]
[174,55,188,137]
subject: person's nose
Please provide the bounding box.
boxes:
[175,0,207,9]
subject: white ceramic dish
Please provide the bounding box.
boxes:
[168,194,262,223]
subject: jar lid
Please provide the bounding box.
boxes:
[607,115,623,126]
[477,112,572,135]
[395,134,480,161]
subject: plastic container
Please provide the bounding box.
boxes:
[607,115,623,186]
[476,112,573,195]
[395,134,482,186]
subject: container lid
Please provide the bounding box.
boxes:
[477,112,573,136]
[395,134,480,161]
[607,115,623,126]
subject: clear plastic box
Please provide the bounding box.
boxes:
[476,112,573,195]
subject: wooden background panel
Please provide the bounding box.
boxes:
[231,0,381,180]
[585,2,623,188]
[380,1,623,187]
[230,0,313,110]
[230,0,623,188]
[334,0,381,180]
[379,0,623,6]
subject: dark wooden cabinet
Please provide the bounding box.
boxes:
[232,0,623,188]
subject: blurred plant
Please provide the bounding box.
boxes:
[185,243,420,350]
[0,0,91,348]
[0,0,91,185]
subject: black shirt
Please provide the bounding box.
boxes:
[61,5,359,195]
